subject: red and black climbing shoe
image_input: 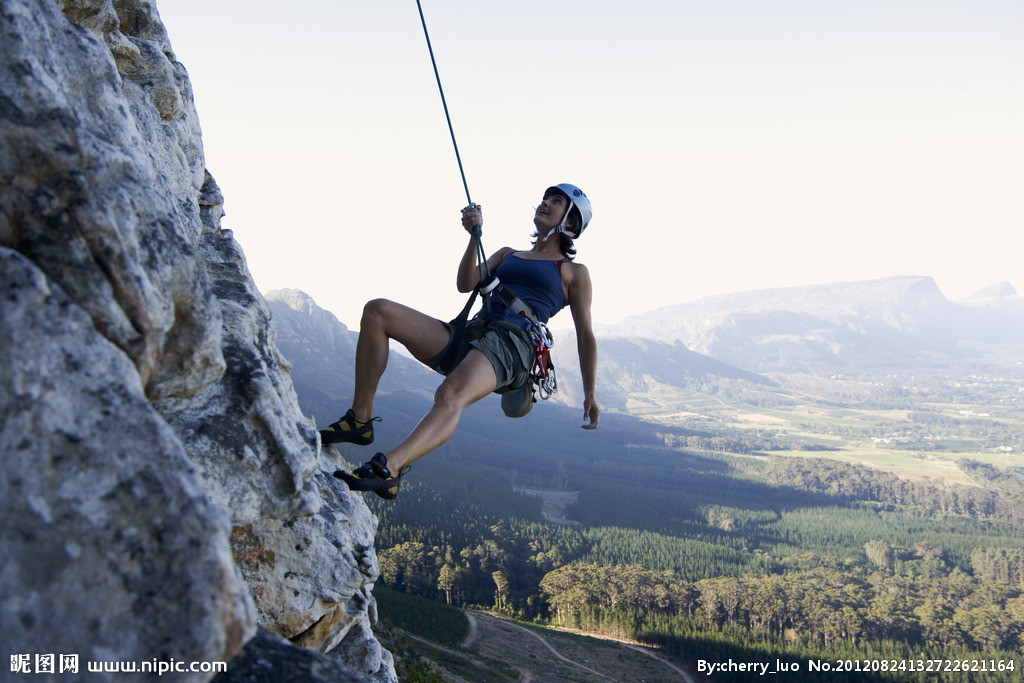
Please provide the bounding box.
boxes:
[320,409,380,446]
[334,453,409,500]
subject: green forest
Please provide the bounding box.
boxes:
[331,380,1024,681]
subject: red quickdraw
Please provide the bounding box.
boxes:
[529,323,557,399]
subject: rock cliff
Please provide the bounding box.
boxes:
[0,1,394,680]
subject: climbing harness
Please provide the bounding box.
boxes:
[491,283,557,399]
[416,1,557,414]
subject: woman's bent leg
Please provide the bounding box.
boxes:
[352,299,451,421]
[382,349,497,472]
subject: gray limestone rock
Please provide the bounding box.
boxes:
[0,0,396,680]
[1,0,223,402]
[214,627,395,683]
[0,248,255,678]
[231,449,383,663]
[154,211,323,525]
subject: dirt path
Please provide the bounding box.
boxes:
[392,609,692,681]
[620,642,695,682]
[535,620,696,682]
[461,611,478,648]
[464,611,692,682]
[500,616,617,681]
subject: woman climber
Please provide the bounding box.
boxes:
[323,184,600,499]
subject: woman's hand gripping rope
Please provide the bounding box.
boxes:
[461,203,482,234]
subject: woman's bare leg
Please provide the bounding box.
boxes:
[351,298,451,422]
[382,349,497,472]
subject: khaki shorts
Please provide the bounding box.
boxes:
[424,318,533,392]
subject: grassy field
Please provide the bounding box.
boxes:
[633,376,1024,485]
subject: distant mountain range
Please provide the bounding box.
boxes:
[267,276,1024,420]
[597,276,1024,375]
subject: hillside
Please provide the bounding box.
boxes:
[377,603,693,682]
[268,285,1024,482]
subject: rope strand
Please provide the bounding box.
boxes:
[416,0,490,285]
[416,0,472,207]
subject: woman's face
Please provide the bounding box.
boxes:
[533,192,572,233]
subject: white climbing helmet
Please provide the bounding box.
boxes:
[545,183,592,239]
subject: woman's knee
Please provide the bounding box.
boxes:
[360,298,394,328]
[432,380,463,411]
[433,352,497,410]
[361,299,450,361]
[361,298,415,337]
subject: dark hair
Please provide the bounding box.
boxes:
[530,231,577,260]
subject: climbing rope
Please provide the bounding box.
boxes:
[414,2,555,405]
[415,0,489,286]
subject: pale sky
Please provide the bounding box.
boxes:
[158,1,1023,331]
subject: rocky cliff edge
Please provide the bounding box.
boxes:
[0,1,394,680]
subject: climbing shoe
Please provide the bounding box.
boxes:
[334,453,409,500]
[320,409,380,446]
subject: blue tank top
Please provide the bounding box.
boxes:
[478,253,567,330]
